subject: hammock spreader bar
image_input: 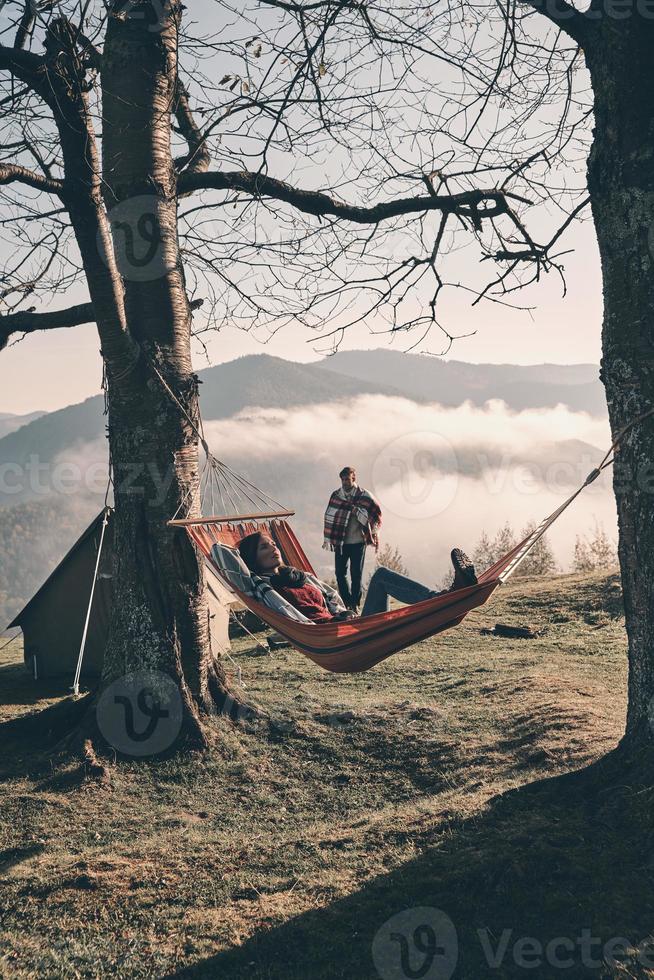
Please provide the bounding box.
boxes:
[169,509,295,527]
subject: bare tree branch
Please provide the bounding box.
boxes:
[0,301,94,351]
[174,79,212,180]
[14,1,37,50]
[258,0,361,9]
[0,163,64,195]
[178,169,524,224]
[0,43,49,102]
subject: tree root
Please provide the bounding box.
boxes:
[82,739,111,784]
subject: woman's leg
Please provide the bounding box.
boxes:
[361,566,440,617]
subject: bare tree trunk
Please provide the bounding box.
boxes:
[587,28,654,747]
[89,2,237,749]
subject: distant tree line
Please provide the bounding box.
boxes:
[573,522,619,574]
[472,521,618,578]
[372,521,619,595]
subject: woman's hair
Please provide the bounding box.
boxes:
[237,531,266,572]
[237,532,306,586]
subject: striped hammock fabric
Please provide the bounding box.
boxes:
[184,519,524,673]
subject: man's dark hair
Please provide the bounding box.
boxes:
[339,466,356,479]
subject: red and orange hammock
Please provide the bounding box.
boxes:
[169,450,614,674]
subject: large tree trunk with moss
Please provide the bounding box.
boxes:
[586,26,654,747]
[88,2,236,750]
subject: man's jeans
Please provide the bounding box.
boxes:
[335,543,367,608]
[361,566,441,617]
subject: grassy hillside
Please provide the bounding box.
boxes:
[2,571,651,979]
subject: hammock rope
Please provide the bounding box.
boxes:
[494,403,654,583]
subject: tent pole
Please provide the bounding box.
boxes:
[72,508,110,696]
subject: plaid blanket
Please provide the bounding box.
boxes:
[323,486,382,553]
[210,543,346,624]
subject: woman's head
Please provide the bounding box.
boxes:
[238,531,282,574]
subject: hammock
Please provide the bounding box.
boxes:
[169,450,614,674]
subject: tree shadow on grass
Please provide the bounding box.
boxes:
[168,747,654,980]
[0,660,72,707]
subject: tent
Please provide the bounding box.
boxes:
[7,510,238,681]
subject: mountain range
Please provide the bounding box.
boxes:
[321,350,604,413]
[0,410,45,440]
[0,351,605,475]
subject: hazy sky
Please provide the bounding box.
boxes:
[0,0,603,417]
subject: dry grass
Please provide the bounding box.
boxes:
[1,571,652,979]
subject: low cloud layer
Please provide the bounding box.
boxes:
[205,396,610,463]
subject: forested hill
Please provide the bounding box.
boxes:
[0,411,45,440]
[0,356,401,472]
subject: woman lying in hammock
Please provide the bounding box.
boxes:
[237,532,477,623]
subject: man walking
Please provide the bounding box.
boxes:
[323,466,382,612]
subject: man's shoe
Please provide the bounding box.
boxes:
[450,548,477,590]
